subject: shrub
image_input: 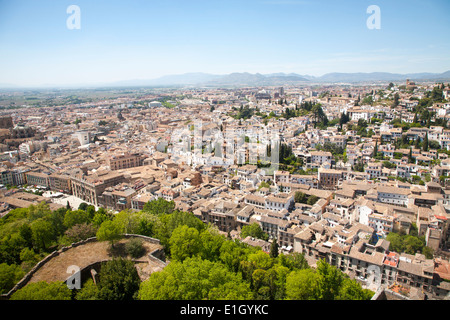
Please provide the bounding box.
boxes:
[125,238,145,258]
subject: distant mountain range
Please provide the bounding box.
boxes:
[2,71,450,89]
[315,71,450,83]
[107,70,450,87]
[108,72,309,87]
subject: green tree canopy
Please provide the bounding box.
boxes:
[96,220,122,248]
[337,277,374,300]
[270,238,279,258]
[143,198,175,216]
[138,256,253,300]
[48,207,68,238]
[307,195,319,205]
[125,238,145,258]
[10,281,72,300]
[240,223,268,241]
[62,223,97,244]
[247,251,274,270]
[315,259,344,300]
[0,263,25,294]
[219,240,259,273]
[63,210,90,229]
[278,252,309,271]
[30,218,54,252]
[97,258,141,300]
[27,202,51,222]
[75,278,99,300]
[78,202,89,211]
[19,247,40,272]
[169,225,202,261]
[386,231,432,258]
[285,259,373,300]
[155,210,206,252]
[285,268,319,300]
[199,226,226,262]
[91,207,113,227]
[294,191,308,203]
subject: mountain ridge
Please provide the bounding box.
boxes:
[2,71,450,89]
[109,70,450,87]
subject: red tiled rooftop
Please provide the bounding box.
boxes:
[387,252,397,257]
[383,252,399,267]
[384,260,398,267]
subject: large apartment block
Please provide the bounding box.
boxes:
[294,222,449,298]
[98,184,137,211]
[107,153,146,170]
[318,168,344,189]
[377,186,410,206]
[25,171,49,188]
[48,173,72,194]
[71,171,126,206]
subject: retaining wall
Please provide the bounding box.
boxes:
[1,234,163,299]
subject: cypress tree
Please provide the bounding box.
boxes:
[423,132,429,152]
[270,238,279,258]
[415,137,421,149]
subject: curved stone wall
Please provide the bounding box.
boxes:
[1,234,164,299]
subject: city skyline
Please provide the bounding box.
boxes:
[1,0,450,87]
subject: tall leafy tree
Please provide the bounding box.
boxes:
[219,240,258,273]
[294,191,308,203]
[28,202,51,222]
[240,223,268,241]
[169,225,202,261]
[155,210,205,253]
[10,281,72,300]
[337,277,374,300]
[392,93,399,108]
[315,259,344,300]
[138,256,253,300]
[339,112,350,129]
[0,263,25,294]
[423,132,429,152]
[143,198,175,216]
[247,251,274,270]
[199,226,226,262]
[18,224,33,248]
[285,268,318,300]
[96,220,122,248]
[269,238,279,258]
[97,258,141,300]
[63,210,90,229]
[278,252,309,271]
[30,218,54,252]
[48,207,68,238]
[285,260,371,300]
[75,278,99,300]
[63,223,97,244]
[92,207,113,227]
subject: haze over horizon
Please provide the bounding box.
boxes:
[1,0,450,87]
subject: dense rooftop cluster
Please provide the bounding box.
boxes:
[0,80,450,300]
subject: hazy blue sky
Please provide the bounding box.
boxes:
[0,0,449,86]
